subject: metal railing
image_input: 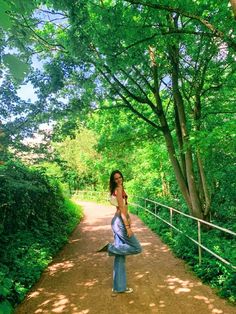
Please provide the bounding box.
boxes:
[75,190,109,201]
[75,190,236,270]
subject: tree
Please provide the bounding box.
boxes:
[2,0,235,218]
[229,0,236,18]
[54,127,101,189]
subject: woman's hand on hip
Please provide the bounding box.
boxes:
[127,228,134,237]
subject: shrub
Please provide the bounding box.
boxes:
[0,160,83,311]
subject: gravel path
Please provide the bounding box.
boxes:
[15,201,235,314]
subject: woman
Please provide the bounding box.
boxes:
[97,170,142,295]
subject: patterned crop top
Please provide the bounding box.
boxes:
[109,189,128,207]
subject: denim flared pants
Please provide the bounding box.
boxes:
[107,214,142,292]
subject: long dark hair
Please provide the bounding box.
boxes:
[109,170,124,195]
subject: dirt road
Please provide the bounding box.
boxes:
[15,201,235,314]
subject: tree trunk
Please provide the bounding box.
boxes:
[230,0,236,18]
[196,149,211,217]
[194,93,211,218]
[160,164,170,197]
[149,47,193,213]
[174,101,187,182]
[168,44,203,219]
[162,127,193,212]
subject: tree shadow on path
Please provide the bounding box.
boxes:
[15,201,235,314]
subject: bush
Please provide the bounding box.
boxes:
[0,160,83,312]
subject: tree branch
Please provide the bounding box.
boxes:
[124,0,236,51]
[114,29,214,57]
[229,0,236,19]
[95,104,129,110]
[37,9,68,18]
[118,92,161,130]
[162,29,213,37]
[103,65,152,105]
[119,68,150,100]
[114,33,158,56]
[132,65,154,93]
[97,68,161,130]
[19,15,68,52]
[118,68,159,116]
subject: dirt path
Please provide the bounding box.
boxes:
[15,201,235,314]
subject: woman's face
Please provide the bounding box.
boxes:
[114,172,123,187]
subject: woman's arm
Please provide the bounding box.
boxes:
[127,214,132,227]
[116,187,133,237]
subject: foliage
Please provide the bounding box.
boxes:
[0,0,235,306]
[129,203,236,303]
[1,0,235,216]
[54,127,101,189]
[6,0,233,219]
[0,159,83,310]
[37,160,79,197]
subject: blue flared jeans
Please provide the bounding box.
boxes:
[107,214,142,292]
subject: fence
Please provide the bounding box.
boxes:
[75,190,236,270]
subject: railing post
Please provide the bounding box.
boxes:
[170,208,173,238]
[198,221,202,265]
[136,198,139,215]
[155,204,157,223]
[74,192,236,270]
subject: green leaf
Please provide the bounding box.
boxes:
[0,301,13,314]
[2,54,29,82]
[0,0,12,29]
[0,286,9,297]
[11,0,36,14]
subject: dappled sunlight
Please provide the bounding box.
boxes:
[31,292,81,314]
[194,295,224,314]
[48,260,75,275]
[175,287,191,293]
[79,293,88,300]
[83,225,111,232]
[156,284,165,289]
[165,275,201,293]
[78,310,90,314]
[28,290,41,299]
[51,295,69,313]
[211,309,224,314]
[134,270,150,280]
[159,245,170,252]
[139,242,169,253]
[194,295,214,304]
[15,201,236,314]
[70,238,80,243]
[20,275,106,313]
[139,241,152,247]
[159,300,166,308]
[160,275,228,314]
[141,245,169,257]
[78,278,99,288]
[77,252,103,263]
[133,226,150,234]
[40,299,51,306]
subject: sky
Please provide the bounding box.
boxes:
[16,7,69,103]
[17,55,44,102]
[16,55,54,140]
[17,82,38,102]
